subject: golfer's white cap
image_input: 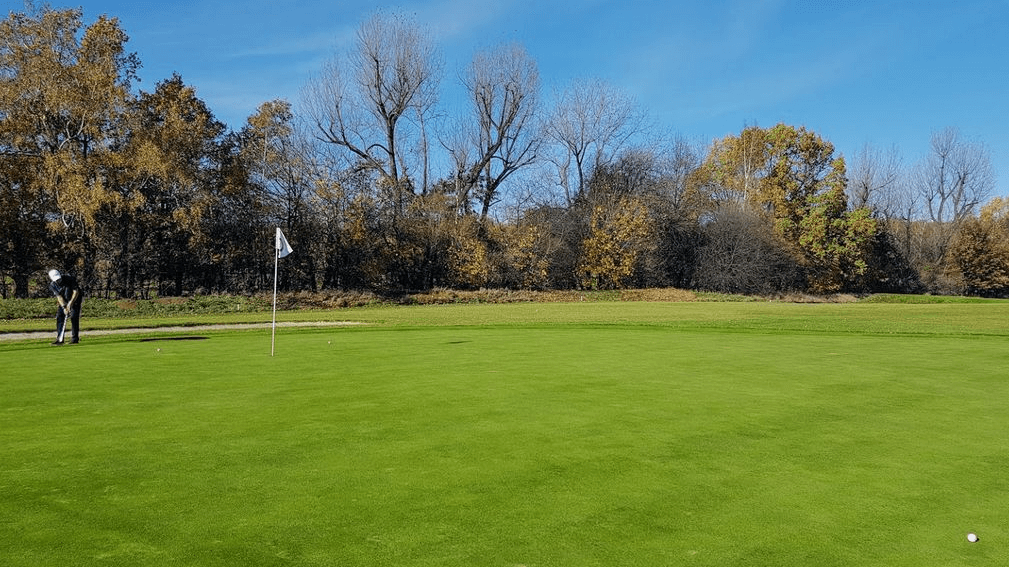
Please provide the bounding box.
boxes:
[48,269,61,282]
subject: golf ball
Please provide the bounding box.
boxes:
[967,533,978,543]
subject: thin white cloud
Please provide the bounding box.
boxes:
[411,0,518,40]
[228,29,353,60]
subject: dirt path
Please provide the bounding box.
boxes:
[0,321,363,343]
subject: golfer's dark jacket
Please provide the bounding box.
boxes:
[49,274,81,305]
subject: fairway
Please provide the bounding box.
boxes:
[2,302,1008,566]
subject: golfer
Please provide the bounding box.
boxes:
[48,269,82,345]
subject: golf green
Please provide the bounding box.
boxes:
[1,303,1006,565]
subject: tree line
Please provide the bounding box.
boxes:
[1,6,1001,299]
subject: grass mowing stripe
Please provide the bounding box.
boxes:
[2,317,1006,565]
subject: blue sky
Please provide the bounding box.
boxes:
[70,0,1007,193]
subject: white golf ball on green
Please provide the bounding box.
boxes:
[967,533,978,543]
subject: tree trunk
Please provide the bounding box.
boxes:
[13,272,30,299]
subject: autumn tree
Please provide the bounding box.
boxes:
[694,124,770,209]
[0,4,139,295]
[445,211,491,288]
[948,197,1009,297]
[515,204,581,289]
[700,124,877,292]
[489,221,551,289]
[577,196,654,289]
[0,134,44,297]
[242,100,322,290]
[645,137,706,287]
[577,149,682,286]
[120,74,233,295]
[795,181,877,292]
[314,169,390,290]
[843,143,927,293]
[575,154,658,290]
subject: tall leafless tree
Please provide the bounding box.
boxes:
[914,127,995,226]
[910,127,995,271]
[545,78,644,205]
[449,43,540,221]
[848,143,903,218]
[303,12,440,209]
[647,135,704,214]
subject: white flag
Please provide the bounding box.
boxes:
[276,227,293,258]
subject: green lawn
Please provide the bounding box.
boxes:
[2,302,1007,565]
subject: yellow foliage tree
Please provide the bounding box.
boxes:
[489,222,550,289]
[701,124,877,292]
[447,216,490,288]
[577,197,654,289]
[948,197,1009,296]
[1,7,137,225]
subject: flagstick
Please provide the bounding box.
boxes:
[271,227,293,357]
[271,245,279,357]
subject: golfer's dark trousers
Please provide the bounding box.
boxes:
[56,302,81,342]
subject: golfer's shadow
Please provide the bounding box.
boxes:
[137,336,209,342]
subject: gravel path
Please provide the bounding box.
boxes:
[0,321,363,342]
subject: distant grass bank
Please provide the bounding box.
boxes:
[0,288,705,330]
[4,287,1000,327]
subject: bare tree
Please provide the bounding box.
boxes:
[846,144,922,282]
[909,128,995,268]
[439,115,476,214]
[914,128,994,226]
[649,134,704,214]
[449,43,540,221]
[694,203,802,294]
[545,78,644,205]
[848,143,903,217]
[303,12,440,207]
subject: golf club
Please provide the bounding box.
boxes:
[56,306,66,344]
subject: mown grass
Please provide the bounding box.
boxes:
[2,301,1008,565]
